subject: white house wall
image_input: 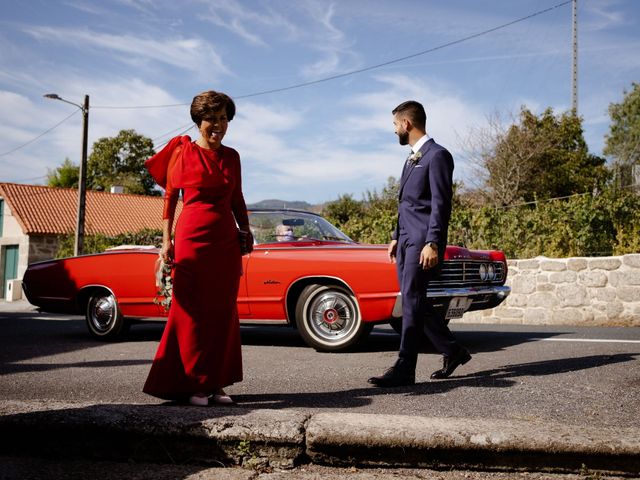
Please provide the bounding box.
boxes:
[0,200,32,285]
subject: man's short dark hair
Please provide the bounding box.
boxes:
[392,100,426,130]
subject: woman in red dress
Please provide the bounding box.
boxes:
[143,90,253,406]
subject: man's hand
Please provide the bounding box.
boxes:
[419,243,438,270]
[387,239,398,263]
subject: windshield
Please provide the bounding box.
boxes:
[249,211,353,245]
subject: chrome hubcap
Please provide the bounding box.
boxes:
[90,295,116,333]
[307,290,358,342]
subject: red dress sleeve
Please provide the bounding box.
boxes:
[145,136,186,189]
[162,145,182,220]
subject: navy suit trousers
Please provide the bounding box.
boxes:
[396,232,460,367]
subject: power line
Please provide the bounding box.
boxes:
[151,123,194,144]
[235,0,573,100]
[93,102,187,110]
[0,109,79,159]
[152,124,195,150]
[1,0,574,175]
[92,0,572,109]
[10,175,48,183]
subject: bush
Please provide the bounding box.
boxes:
[325,180,639,258]
[56,228,162,258]
[450,188,639,258]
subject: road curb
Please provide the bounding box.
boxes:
[0,401,306,469]
[1,401,639,475]
[306,412,640,475]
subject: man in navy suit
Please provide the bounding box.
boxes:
[369,100,471,387]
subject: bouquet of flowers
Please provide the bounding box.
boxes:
[154,256,173,312]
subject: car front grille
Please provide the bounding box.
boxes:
[431,260,506,288]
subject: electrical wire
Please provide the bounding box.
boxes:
[91,0,573,109]
[152,124,195,150]
[0,109,79,159]
[0,1,574,176]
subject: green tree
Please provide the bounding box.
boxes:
[604,82,640,188]
[56,228,162,258]
[46,158,79,188]
[323,175,637,258]
[322,177,399,244]
[322,193,364,227]
[475,108,609,206]
[87,129,158,195]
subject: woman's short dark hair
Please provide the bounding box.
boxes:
[190,90,236,126]
[392,100,426,130]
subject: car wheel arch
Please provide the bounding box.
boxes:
[285,276,356,327]
[77,284,115,312]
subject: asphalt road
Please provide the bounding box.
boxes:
[1,458,629,480]
[1,305,639,430]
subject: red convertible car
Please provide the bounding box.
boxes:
[22,209,510,351]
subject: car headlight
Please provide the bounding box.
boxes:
[479,263,487,281]
[487,263,496,280]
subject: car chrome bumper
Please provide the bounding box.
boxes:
[391,285,511,318]
[428,285,512,299]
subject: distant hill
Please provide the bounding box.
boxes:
[248,199,321,212]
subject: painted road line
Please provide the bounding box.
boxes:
[539,338,640,344]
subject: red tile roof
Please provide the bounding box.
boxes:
[0,183,181,236]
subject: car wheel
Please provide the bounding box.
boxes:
[85,290,129,340]
[295,284,372,352]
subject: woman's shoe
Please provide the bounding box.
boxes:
[188,394,209,406]
[212,390,234,405]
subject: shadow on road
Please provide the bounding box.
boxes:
[1,310,576,368]
[234,352,639,409]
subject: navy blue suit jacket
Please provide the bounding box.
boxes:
[393,138,454,251]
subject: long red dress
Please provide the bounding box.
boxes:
[143,136,248,401]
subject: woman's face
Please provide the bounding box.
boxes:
[198,108,228,149]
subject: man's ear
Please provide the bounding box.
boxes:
[403,117,413,132]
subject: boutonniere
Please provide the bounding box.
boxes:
[408,151,422,165]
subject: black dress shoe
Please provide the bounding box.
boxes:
[368,365,415,387]
[430,349,471,379]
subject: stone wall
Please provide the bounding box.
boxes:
[456,254,640,327]
[28,235,60,265]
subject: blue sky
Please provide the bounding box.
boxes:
[1,0,639,204]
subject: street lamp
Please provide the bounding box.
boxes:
[44,93,89,256]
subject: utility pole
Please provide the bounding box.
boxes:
[571,0,578,115]
[77,94,89,256]
[44,93,90,256]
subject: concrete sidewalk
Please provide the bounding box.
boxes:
[0,298,36,312]
[0,400,638,476]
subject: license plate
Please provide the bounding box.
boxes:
[445,297,472,319]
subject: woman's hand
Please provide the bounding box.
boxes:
[160,239,174,265]
[239,228,254,255]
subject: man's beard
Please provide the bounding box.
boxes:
[397,129,409,146]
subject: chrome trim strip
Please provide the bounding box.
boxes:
[240,319,289,325]
[391,286,510,317]
[255,245,381,250]
[426,285,511,299]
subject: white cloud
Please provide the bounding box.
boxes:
[583,0,627,31]
[197,0,360,80]
[196,0,297,47]
[0,78,190,184]
[23,26,229,78]
[219,73,490,203]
